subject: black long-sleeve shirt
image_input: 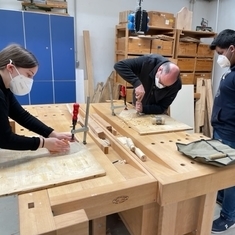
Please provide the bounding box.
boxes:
[0,75,53,150]
[211,66,235,141]
[114,54,182,114]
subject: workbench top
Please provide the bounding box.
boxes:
[15,104,157,235]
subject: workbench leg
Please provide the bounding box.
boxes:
[195,191,217,235]
[120,202,158,235]
[156,202,178,235]
[91,217,106,235]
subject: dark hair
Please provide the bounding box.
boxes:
[0,44,38,70]
[210,29,235,50]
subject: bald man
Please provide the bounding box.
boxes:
[114,54,182,114]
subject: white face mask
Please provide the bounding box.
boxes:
[155,76,165,89]
[217,55,231,68]
[9,66,33,96]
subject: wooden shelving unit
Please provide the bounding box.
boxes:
[115,23,177,102]
[21,0,68,15]
[175,29,217,85]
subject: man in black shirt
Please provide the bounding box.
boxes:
[114,54,181,114]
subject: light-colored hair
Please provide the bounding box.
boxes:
[0,44,38,70]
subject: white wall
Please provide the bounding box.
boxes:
[0,0,194,87]
[209,0,234,96]
[1,0,232,96]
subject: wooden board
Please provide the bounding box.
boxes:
[117,108,192,135]
[175,7,193,30]
[0,142,105,196]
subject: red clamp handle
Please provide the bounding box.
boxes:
[72,103,80,123]
[121,85,126,97]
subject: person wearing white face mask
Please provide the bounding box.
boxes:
[114,54,181,114]
[209,29,235,234]
[0,44,71,152]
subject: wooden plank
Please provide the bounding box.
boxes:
[205,79,213,137]
[175,7,193,30]
[83,30,94,98]
[0,141,105,196]
[117,108,192,135]
[194,77,206,133]
[91,82,103,103]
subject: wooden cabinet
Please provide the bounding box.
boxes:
[175,29,216,85]
[114,23,217,102]
[114,24,176,102]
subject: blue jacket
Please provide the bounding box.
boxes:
[211,65,235,141]
[114,54,182,114]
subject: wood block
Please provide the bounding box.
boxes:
[177,58,195,72]
[9,119,15,133]
[177,42,197,56]
[148,11,175,28]
[151,39,173,56]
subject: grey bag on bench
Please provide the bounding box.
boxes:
[176,139,235,167]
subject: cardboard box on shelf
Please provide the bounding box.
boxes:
[148,11,175,28]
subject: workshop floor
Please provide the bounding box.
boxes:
[1,196,235,235]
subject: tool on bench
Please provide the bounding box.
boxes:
[151,116,165,125]
[109,82,127,116]
[71,96,90,144]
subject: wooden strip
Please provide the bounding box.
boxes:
[91,113,112,132]
[205,79,213,137]
[83,30,94,98]
[195,77,206,133]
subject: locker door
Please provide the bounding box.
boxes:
[50,15,76,81]
[0,9,29,105]
[50,15,76,103]
[24,12,53,104]
[0,9,24,50]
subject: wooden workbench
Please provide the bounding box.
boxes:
[13,104,157,235]
[78,102,235,235]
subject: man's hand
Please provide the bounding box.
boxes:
[136,101,143,113]
[135,84,145,101]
